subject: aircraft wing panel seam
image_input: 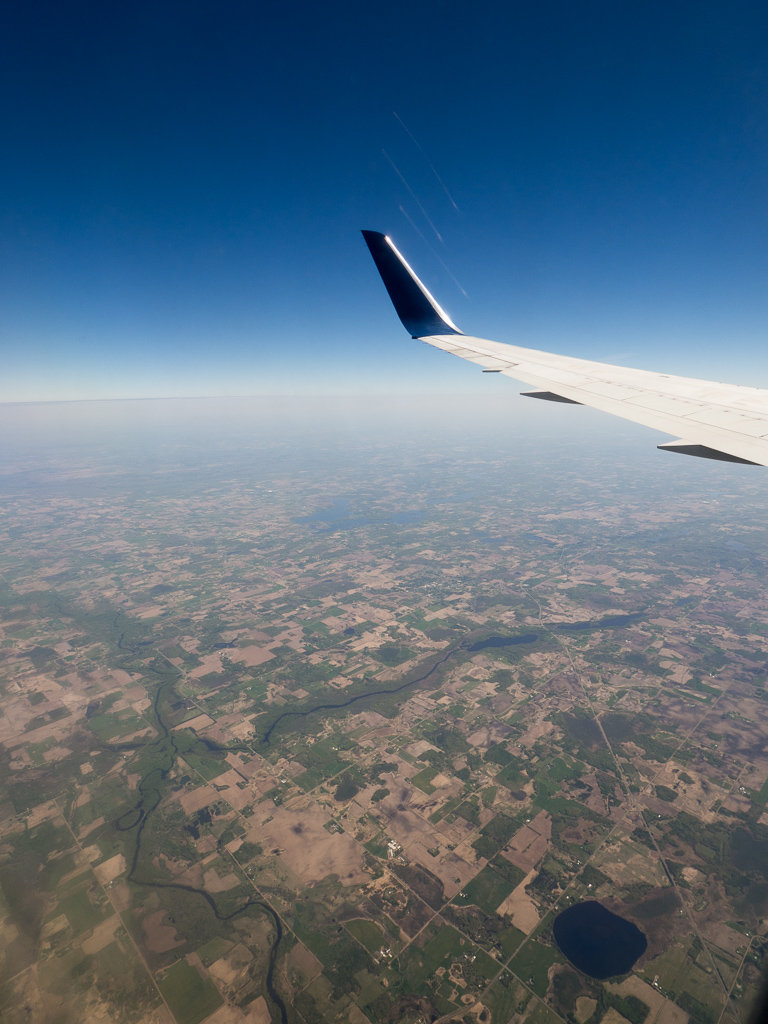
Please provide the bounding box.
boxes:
[429,336,768,423]
[423,334,768,409]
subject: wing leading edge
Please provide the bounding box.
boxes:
[362,230,768,467]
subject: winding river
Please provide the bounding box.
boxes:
[262,640,468,744]
[110,621,289,1024]
[105,611,650,1017]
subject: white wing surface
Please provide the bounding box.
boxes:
[362,230,768,467]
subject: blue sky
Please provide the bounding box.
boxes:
[3,1,768,400]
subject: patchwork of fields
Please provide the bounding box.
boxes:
[2,413,768,1024]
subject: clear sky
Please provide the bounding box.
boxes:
[3,1,768,401]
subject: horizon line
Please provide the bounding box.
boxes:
[0,390,510,408]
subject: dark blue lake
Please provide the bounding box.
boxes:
[522,532,558,547]
[468,634,538,652]
[473,532,510,546]
[723,540,749,552]
[553,901,647,979]
[297,498,426,532]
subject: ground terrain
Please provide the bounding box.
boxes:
[1,405,768,1024]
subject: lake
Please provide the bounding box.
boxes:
[297,498,427,532]
[557,612,645,632]
[467,634,539,652]
[553,901,647,979]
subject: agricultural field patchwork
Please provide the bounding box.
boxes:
[1,407,768,1024]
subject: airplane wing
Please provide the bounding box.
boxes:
[362,230,768,467]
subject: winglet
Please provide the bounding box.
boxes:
[361,230,463,338]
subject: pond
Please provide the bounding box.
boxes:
[553,901,647,979]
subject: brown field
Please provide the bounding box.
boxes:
[497,869,541,933]
[595,842,662,888]
[253,797,366,886]
[606,975,666,1020]
[575,997,597,1023]
[94,853,126,885]
[204,868,240,892]
[179,785,218,814]
[209,768,253,810]
[174,712,215,732]
[81,916,121,954]
[502,811,551,872]
[41,914,69,939]
[25,801,64,829]
[517,719,556,748]
[189,653,228,678]
[652,764,723,820]
[402,739,439,758]
[407,840,480,898]
[701,921,745,956]
[233,645,275,667]
[407,778,464,818]
[206,1000,271,1024]
[42,745,73,762]
[656,1001,690,1024]
[143,911,185,953]
[374,786,480,896]
[601,1008,634,1024]
[209,943,252,986]
[284,940,323,988]
[110,882,132,912]
[467,721,513,749]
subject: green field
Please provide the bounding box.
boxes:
[194,935,233,966]
[420,923,466,963]
[157,958,223,1024]
[395,923,491,1016]
[345,918,385,953]
[454,865,515,915]
[525,999,563,1024]
[42,852,79,888]
[57,886,111,935]
[640,939,691,991]
[509,939,564,996]
[429,795,463,822]
[484,970,530,1024]
[87,710,148,742]
[482,785,498,806]
[354,968,389,1008]
[411,766,439,794]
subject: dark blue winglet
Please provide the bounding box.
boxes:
[361,230,463,338]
